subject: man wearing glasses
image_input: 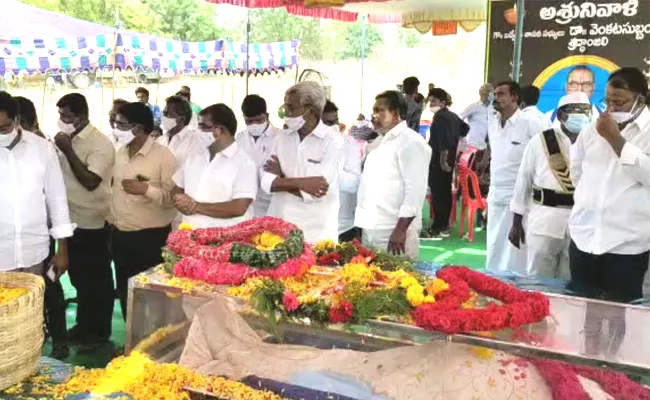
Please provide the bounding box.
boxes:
[548,65,602,125]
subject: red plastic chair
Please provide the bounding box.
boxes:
[458,146,479,169]
[457,165,487,242]
[449,146,480,229]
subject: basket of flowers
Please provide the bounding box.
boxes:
[0,272,45,391]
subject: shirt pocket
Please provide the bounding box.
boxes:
[506,135,527,163]
[301,146,326,177]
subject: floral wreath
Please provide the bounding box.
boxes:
[412,266,551,334]
[165,217,315,286]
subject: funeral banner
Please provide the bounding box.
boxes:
[487,0,650,115]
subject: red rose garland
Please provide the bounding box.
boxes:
[412,266,550,334]
[167,217,315,286]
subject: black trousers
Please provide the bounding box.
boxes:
[111,225,171,320]
[568,241,649,357]
[67,225,114,340]
[339,227,361,243]
[43,238,67,344]
[429,165,454,232]
[568,241,649,303]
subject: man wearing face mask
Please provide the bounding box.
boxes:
[508,92,591,280]
[54,93,116,349]
[322,100,363,242]
[156,96,205,168]
[427,88,469,239]
[355,91,431,259]
[569,67,650,304]
[261,81,342,244]
[108,99,128,147]
[486,81,546,274]
[236,95,277,217]
[171,104,257,228]
[0,91,74,358]
[108,102,177,320]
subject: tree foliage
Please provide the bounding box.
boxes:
[337,20,383,60]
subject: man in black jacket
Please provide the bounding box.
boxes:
[427,88,469,239]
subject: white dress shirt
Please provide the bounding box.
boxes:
[173,142,257,229]
[0,132,74,270]
[235,124,277,217]
[261,122,342,244]
[569,108,650,255]
[522,106,552,130]
[355,121,432,232]
[510,129,572,239]
[488,109,545,205]
[461,102,490,150]
[156,126,206,168]
[338,133,363,234]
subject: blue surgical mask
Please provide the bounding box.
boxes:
[564,113,590,134]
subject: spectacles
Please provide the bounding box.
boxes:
[567,81,594,90]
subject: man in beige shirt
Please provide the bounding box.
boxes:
[55,93,116,349]
[108,102,177,320]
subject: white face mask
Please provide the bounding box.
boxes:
[113,128,135,145]
[57,119,76,135]
[247,123,267,137]
[610,96,642,125]
[430,106,441,114]
[161,116,177,132]
[0,128,18,147]
[284,115,306,132]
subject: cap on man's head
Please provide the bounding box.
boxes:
[557,92,591,108]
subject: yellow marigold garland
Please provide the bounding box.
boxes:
[0,285,29,305]
[50,351,282,400]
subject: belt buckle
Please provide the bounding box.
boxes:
[533,187,544,205]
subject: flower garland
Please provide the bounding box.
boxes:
[412,266,550,334]
[530,357,650,400]
[0,285,28,305]
[314,239,415,272]
[166,217,315,286]
[12,351,283,400]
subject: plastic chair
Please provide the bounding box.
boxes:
[457,165,487,242]
[450,146,480,229]
[458,146,479,169]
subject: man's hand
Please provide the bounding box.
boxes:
[173,193,196,215]
[388,226,407,255]
[440,159,453,173]
[264,155,283,177]
[299,177,329,198]
[596,112,626,156]
[53,132,73,152]
[508,220,526,249]
[52,250,69,277]
[122,179,148,196]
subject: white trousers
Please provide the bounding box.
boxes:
[362,228,420,260]
[486,203,527,274]
[526,232,570,281]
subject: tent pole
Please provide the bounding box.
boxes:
[511,0,525,82]
[360,14,367,113]
[245,9,251,95]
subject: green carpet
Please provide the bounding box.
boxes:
[47,204,487,367]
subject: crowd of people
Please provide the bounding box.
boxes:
[0,65,648,363]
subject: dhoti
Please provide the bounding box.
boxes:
[362,228,420,260]
[526,232,570,281]
[486,202,527,274]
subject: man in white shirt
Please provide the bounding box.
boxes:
[0,92,73,345]
[509,92,592,280]
[322,100,363,242]
[157,95,206,167]
[355,91,432,259]
[486,81,545,274]
[261,81,342,244]
[460,83,493,150]
[569,67,650,303]
[236,95,277,217]
[172,104,257,228]
[521,85,552,130]
[0,91,73,268]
